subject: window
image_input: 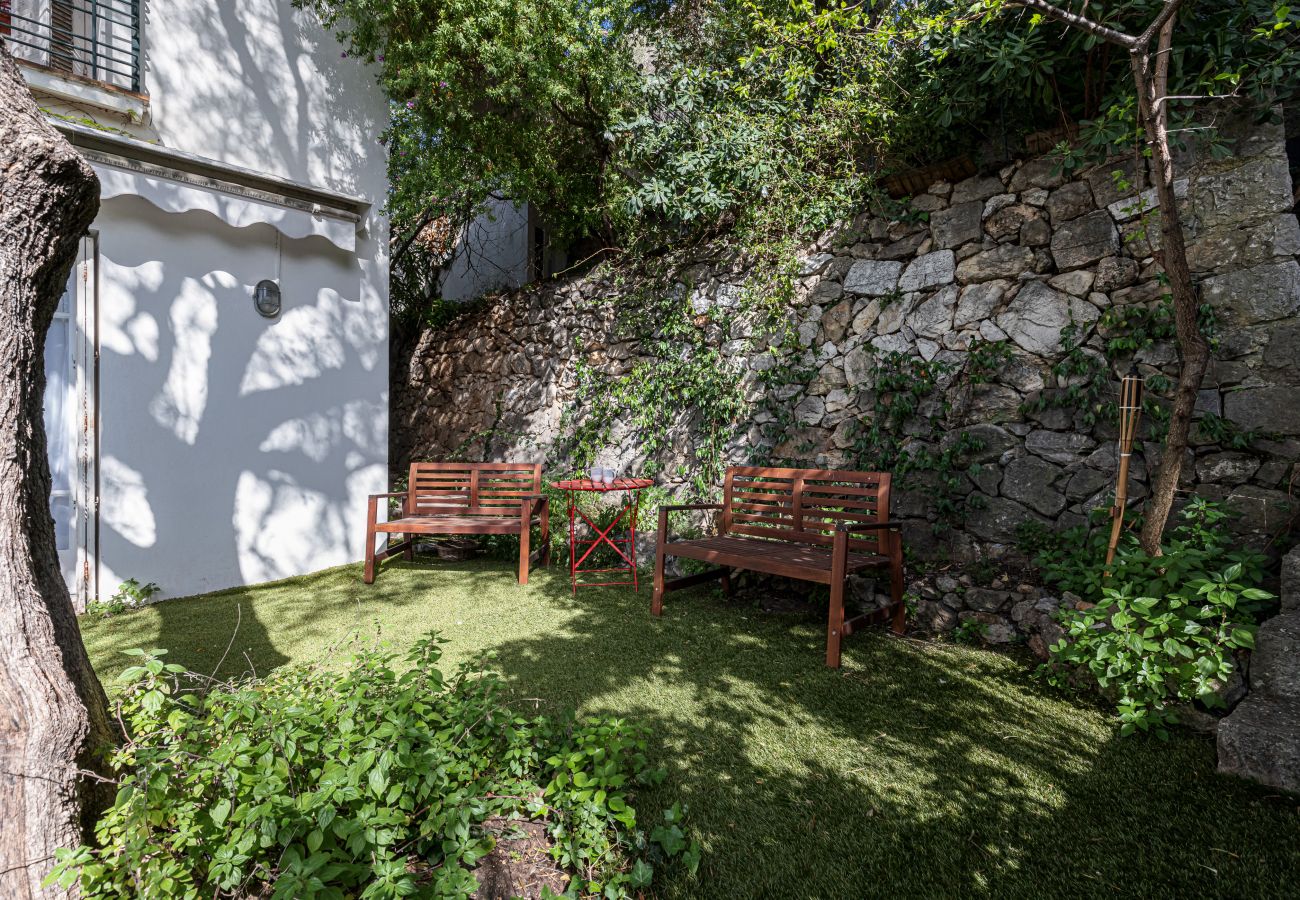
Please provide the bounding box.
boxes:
[1,0,141,92]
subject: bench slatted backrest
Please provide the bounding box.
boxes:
[408,462,542,518]
[723,465,891,555]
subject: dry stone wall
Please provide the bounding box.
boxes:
[396,118,1300,640]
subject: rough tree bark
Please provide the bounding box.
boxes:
[0,47,117,897]
[1013,0,1207,555]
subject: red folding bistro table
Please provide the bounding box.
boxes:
[550,477,653,593]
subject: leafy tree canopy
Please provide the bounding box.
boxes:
[300,0,1300,255]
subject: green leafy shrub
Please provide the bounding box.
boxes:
[85,578,161,619]
[1050,565,1270,737]
[1025,499,1274,737]
[50,635,698,898]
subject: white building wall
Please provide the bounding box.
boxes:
[439,196,533,302]
[18,2,391,602]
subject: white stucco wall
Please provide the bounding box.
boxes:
[93,196,388,599]
[440,196,533,302]
[24,3,391,602]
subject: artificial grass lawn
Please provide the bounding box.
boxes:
[81,557,1300,898]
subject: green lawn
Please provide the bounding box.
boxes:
[81,557,1300,898]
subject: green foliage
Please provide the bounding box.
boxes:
[841,346,1010,532]
[953,619,989,645]
[1025,499,1273,736]
[50,635,697,898]
[1051,566,1269,737]
[86,578,161,619]
[953,1,1300,162]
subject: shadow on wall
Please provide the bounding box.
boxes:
[95,195,387,601]
[142,0,382,197]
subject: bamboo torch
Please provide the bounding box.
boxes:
[1105,369,1145,567]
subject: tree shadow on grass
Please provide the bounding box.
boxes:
[77,556,1300,897]
[460,567,1300,899]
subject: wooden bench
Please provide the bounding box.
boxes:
[365,462,549,585]
[651,465,905,668]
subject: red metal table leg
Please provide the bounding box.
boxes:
[568,492,577,595]
[630,491,641,592]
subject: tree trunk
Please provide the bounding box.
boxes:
[0,47,117,898]
[1129,12,1209,555]
[1014,0,1204,552]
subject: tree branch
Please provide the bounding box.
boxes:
[1011,0,1136,49]
[1137,0,1188,49]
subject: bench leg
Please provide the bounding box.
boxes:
[826,577,845,668]
[651,544,666,617]
[519,521,531,585]
[721,567,733,598]
[403,533,414,562]
[364,498,378,584]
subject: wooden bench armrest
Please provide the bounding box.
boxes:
[368,492,407,524]
[657,503,725,543]
[520,494,548,515]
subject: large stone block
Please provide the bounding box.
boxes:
[1045,181,1095,225]
[1283,544,1300,613]
[1001,456,1067,516]
[996,281,1099,355]
[942,423,1019,464]
[952,174,1005,204]
[965,495,1047,544]
[844,259,903,296]
[1009,157,1066,192]
[1250,612,1300,700]
[1202,260,1300,327]
[1025,429,1097,464]
[931,201,984,249]
[954,280,1008,328]
[1224,386,1300,436]
[1050,211,1119,270]
[898,250,956,292]
[911,285,959,339]
[1191,153,1295,229]
[984,204,1042,241]
[1186,214,1300,274]
[1217,695,1300,795]
[956,245,1035,284]
[1222,483,1296,532]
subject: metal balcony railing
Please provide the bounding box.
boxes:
[1,0,142,93]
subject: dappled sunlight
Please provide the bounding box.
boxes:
[258,397,388,462]
[234,470,350,584]
[240,294,348,395]
[100,455,156,548]
[98,257,165,360]
[149,277,222,444]
[78,559,1300,896]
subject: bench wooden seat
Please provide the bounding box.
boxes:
[660,535,889,584]
[652,465,905,668]
[365,462,549,584]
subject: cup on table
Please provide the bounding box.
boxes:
[601,468,616,485]
[588,465,602,484]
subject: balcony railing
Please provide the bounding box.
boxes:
[1,0,141,94]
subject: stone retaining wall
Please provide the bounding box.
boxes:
[395,118,1300,640]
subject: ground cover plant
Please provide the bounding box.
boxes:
[81,557,1300,897]
[53,635,697,898]
[1023,500,1275,737]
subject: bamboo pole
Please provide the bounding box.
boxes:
[1106,371,1145,567]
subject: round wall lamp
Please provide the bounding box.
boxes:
[253,279,282,318]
